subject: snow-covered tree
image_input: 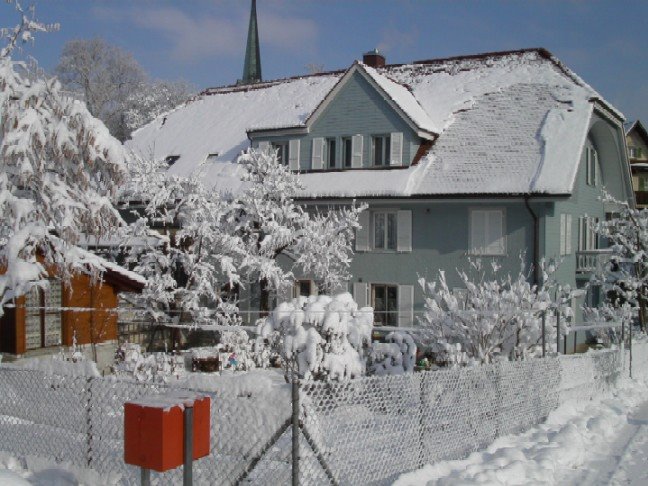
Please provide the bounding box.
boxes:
[55,38,194,141]
[418,258,574,364]
[1,3,126,314]
[122,80,194,134]
[233,148,365,311]
[258,293,374,380]
[595,193,648,332]
[55,38,146,141]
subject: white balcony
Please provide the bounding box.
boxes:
[576,249,613,274]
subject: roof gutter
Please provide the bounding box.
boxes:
[524,195,540,287]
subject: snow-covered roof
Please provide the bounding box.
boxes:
[127,48,622,198]
[66,246,147,290]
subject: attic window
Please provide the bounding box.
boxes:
[165,155,180,167]
[206,153,219,162]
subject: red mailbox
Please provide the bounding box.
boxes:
[124,391,210,472]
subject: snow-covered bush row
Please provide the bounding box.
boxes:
[258,292,417,380]
[419,258,576,364]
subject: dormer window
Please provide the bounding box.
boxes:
[206,153,219,163]
[272,141,289,166]
[372,135,391,166]
[165,155,180,167]
[629,147,643,159]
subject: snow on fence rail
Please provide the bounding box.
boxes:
[0,346,644,485]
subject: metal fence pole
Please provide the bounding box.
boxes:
[556,310,561,354]
[541,311,546,358]
[183,404,194,486]
[629,319,633,379]
[292,371,300,486]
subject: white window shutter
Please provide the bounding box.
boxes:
[355,210,370,251]
[289,139,300,171]
[398,285,414,327]
[258,141,270,153]
[390,132,403,166]
[352,134,363,168]
[353,282,369,308]
[312,137,324,170]
[593,150,599,186]
[560,214,566,256]
[565,214,572,254]
[396,210,412,252]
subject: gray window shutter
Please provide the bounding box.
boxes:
[578,217,584,251]
[593,149,599,186]
[566,214,572,254]
[288,139,300,171]
[352,134,363,168]
[390,132,403,166]
[398,284,414,327]
[353,282,369,308]
[312,137,324,170]
[258,141,270,153]
[560,214,566,256]
[396,210,412,252]
[356,210,370,251]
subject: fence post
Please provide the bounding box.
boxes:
[629,319,633,379]
[292,371,299,486]
[85,376,93,467]
[556,309,561,354]
[541,311,546,358]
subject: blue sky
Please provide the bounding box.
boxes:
[13,0,648,123]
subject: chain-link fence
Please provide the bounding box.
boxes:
[0,345,645,485]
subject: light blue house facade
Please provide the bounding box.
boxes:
[127,48,634,330]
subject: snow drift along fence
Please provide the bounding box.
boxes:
[0,346,643,485]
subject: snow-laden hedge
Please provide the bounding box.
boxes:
[258,293,416,380]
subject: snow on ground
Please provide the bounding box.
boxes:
[394,377,648,485]
[0,452,118,485]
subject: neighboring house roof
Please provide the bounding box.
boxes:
[626,120,648,143]
[66,246,146,292]
[127,48,623,199]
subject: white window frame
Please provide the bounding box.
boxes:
[469,208,506,256]
[578,216,599,251]
[372,210,398,251]
[371,283,399,327]
[586,146,599,186]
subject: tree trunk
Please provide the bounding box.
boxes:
[260,278,271,316]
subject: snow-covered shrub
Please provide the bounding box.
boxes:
[112,343,185,382]
[369,331,418,375]
[257,293,374,381]
[419,258,574,364]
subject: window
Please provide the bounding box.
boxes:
[165,155,180,167]
[629,147,643,159]
[25,280,62,350]
[640,175,648,192]
[578,216,598,251]
[470,209,505,255]
[372,135,391,166]
[373,211,397,250]
[272,141,289,166]
[342,137,353,168]
[586,146,598,186]
[326,138,337,169]
[372,284,398,326]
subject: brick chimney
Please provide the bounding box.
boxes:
[363,49,385,68]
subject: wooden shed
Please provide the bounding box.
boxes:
[0,253,145,357]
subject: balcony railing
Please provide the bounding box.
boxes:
[576,249,613,273]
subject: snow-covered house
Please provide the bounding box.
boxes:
[126,48,633,326]
[0,249,145,361]
[625,120,648,209]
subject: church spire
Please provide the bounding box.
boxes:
[241,0,262,84]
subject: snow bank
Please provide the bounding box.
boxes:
[6,356,99,378]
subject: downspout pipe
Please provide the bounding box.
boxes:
[524,195,540,287]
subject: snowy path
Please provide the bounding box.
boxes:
[394,378,648,486]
